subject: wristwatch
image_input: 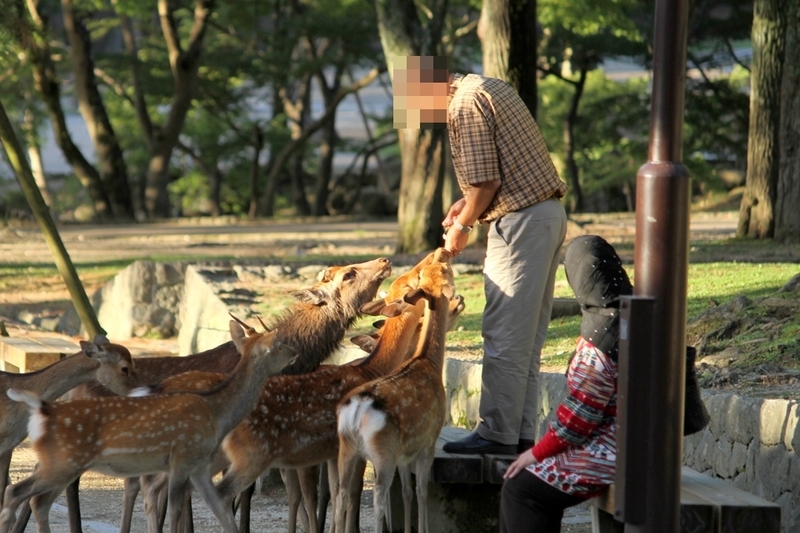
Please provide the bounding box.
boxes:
[452,219,473,234]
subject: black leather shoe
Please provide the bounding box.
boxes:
[517,439,535,454]
[442,432,516,455]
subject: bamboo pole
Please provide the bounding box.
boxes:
[0,99,105,338]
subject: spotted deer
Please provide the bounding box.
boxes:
[40,257,391,533]
[211,258,451,533]
[0,322,296,533]
[304,251,464,533]
[0,336,138,510]
[334,260,455,533]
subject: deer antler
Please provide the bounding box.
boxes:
[256,316,272,333]
[229,313,257,336]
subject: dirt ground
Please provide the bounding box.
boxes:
[0,211,769,532]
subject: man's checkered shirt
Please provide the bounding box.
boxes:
[448,73,568,223]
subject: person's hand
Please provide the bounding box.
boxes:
[503,449,537,479]
[443,226,469,256]
[442,198,466,230]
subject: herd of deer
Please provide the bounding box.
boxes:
[0,247,466,533]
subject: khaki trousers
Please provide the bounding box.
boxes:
[477,198,567,445]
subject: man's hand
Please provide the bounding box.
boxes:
[444,226,469,255]
[442,198,466,230]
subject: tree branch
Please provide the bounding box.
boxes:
[537,65,579,86]
[260,66,385,212]
[723,37,751,73]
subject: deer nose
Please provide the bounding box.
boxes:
[378,258,391,265]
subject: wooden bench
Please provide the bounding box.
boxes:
[0,336,78,373]
[590,466,781,533]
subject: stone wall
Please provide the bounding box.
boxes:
[683,392,800,533]
[444,361,797,533]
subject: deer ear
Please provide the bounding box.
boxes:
[292,289,326,306]
[80,340,101,359]
[403,288,427,306]
[380,301,410,317]
[442,284,455,300]
[351,334,377,353]
[360,300,387,316]
[229,320,247,354]
[92,334,110,346]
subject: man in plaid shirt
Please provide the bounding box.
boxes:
[394,55,569,455]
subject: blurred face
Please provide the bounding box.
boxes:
[393,55,450,129]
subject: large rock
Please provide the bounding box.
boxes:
[60,260,186,340]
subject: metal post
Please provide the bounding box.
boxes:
[620,0,691,532]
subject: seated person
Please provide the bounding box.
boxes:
[500,234,632,533]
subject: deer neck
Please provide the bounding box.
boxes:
[15,354,99,402]
[364,305,425,374]
[411,296,449,374]
[202,352,276,439]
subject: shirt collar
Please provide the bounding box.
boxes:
[448,73,464,105]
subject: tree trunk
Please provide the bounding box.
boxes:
[479,0,537,116]
[563,67,587,213]
[775,0,800,242]
[0,100,104,338]
[312,65,344,217]
[395,128,447,253]
[249,126,264,219]
[144,0,215,218]
[313,114,337,216]
[737,0,786,239]
[290,76,312,216]
[375,0,449,253]
[61,0,134,219]
[16,0,111,218]
[22,106,54,211]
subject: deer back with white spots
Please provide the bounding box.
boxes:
[0,321,295,533]
[0,336,138,510]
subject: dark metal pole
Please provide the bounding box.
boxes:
[623,0,691,532]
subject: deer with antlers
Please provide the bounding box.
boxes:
[209,254,458,533]
[25,257,391,533]
[0,321,296,533]
[334,258,456,533]
[299,249,463,533]
[0,336,139,510]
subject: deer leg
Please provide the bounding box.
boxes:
[142,473,168,533]
[0,473,72,533]
[9,500,31,533]
[66,477,84,533]
[343,458,365,533]
[372,460,397,533]
[0,451,11,508]
[29,487,62,533]
[166,475,191,533]
[280,469,301,533]
[412,447,435,533]
[178,489,194,533]
[118,476,141,533]
[190,469,237,533]
[396,464,413,533]
[316,460,330,533]
[333,446,360,533]
[297,465,320,533]
[238,483,256,533]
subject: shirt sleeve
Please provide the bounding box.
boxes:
[532,342,617,462]
[451,91,501,185]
